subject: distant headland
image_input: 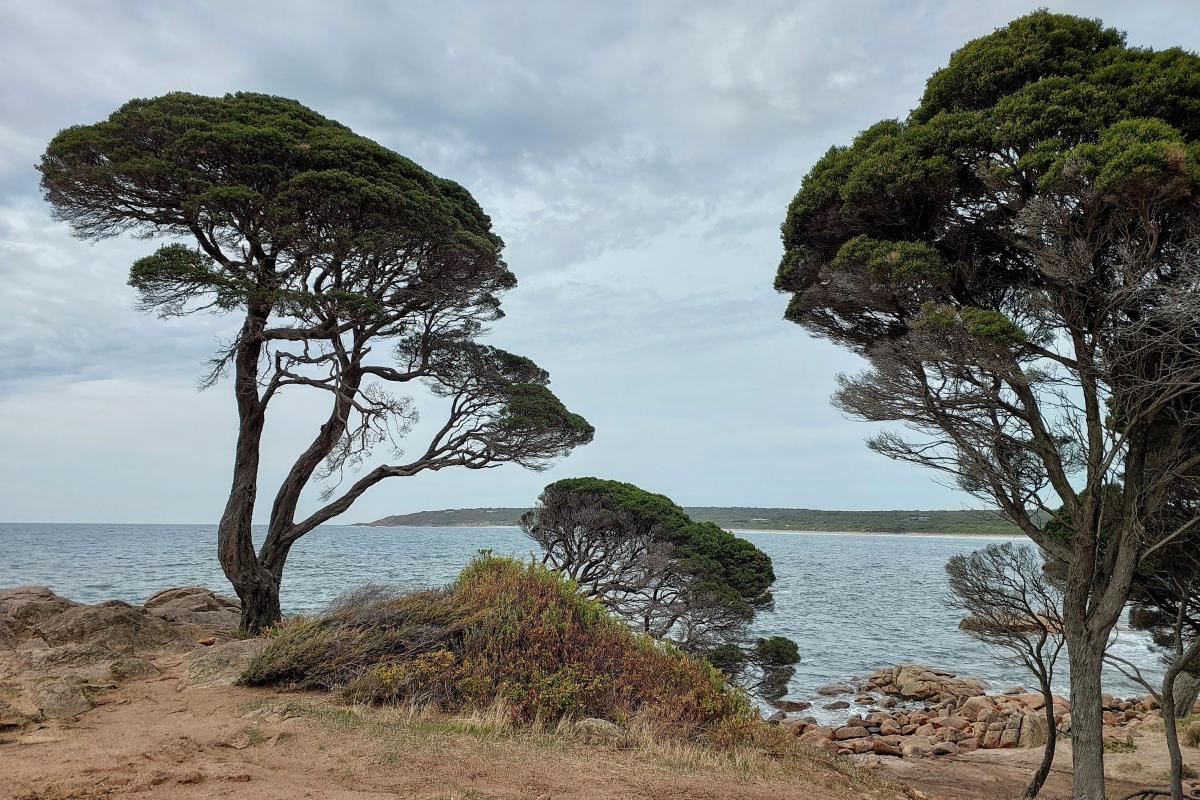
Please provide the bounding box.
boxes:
[358,507,1025,535]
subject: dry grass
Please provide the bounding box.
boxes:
[238,695,899,795]
[1183,717,1200,748]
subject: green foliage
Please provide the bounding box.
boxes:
[544,477,775,604]
[776,10,1200,351]
[832,235,948,287]
[914,303,1028,347]
[500,383,595,440]
[40,92,509,311]
[243,556,748,737]
[752,637,800,668]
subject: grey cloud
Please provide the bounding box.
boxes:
[2,0,1198,521]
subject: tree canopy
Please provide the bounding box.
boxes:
[40,93,593,632]
[542,477,776,606]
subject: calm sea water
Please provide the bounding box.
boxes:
[0,523,1161,718]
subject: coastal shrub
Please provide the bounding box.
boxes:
[242,555,750,738]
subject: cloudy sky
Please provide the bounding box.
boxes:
[1,1,1196,524]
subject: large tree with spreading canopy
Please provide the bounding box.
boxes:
[774,13,1200,799]
[40,92,593,634]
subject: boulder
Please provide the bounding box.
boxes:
[901,740,932,758]
[931,742,959,756]
[0,586,78,626]
[33,679,92,719]
[182,638,267,687]
[572,717,627,745]
[960,695,995,721]
[0,698,29,729]
[959,611,1062,635]
[36,604,186,653]
[872,738,903,757]
[834,725,870,740]
[823,700,850,710]
[844,738,873,754]
[1019,711,1051,748]
[868,663,988,705]
[816,683,854,696]
[144,587,240,634]
[800,733,840,754]
[773,699,811,712]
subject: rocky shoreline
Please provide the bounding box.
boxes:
[770,663,1169,761]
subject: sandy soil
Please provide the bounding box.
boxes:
[881,728,1200,800]
[0,654,902,800]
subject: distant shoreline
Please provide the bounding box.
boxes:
[359,506,1030,536]
[362,523,1022,539]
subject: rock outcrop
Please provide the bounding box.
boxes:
[0,585,240,727]
[788,663,1162,760]
[144,586,240,634]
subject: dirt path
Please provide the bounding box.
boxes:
[0,654,899,800]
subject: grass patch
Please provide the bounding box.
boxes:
[1104,738,1137,753]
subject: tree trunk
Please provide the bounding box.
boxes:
[1163,664,1186,800]
[1173,670,1200,720]
[1024,679,1059,798]
[217,304,279,636]
[1066,633,1107,800]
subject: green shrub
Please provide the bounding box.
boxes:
[243,556,750,739]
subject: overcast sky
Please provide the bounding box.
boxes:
[1,1,1196,524]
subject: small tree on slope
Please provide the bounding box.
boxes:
[774,13,1200,799]
[39,93,594,634]
[521,478,798,688]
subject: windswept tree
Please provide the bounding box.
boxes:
[520,478,797,686]
[40,93,593,634]
[774,13,1200,798]
[947,543,1064,799]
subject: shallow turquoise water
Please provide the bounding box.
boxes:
[0,523,1161,715]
